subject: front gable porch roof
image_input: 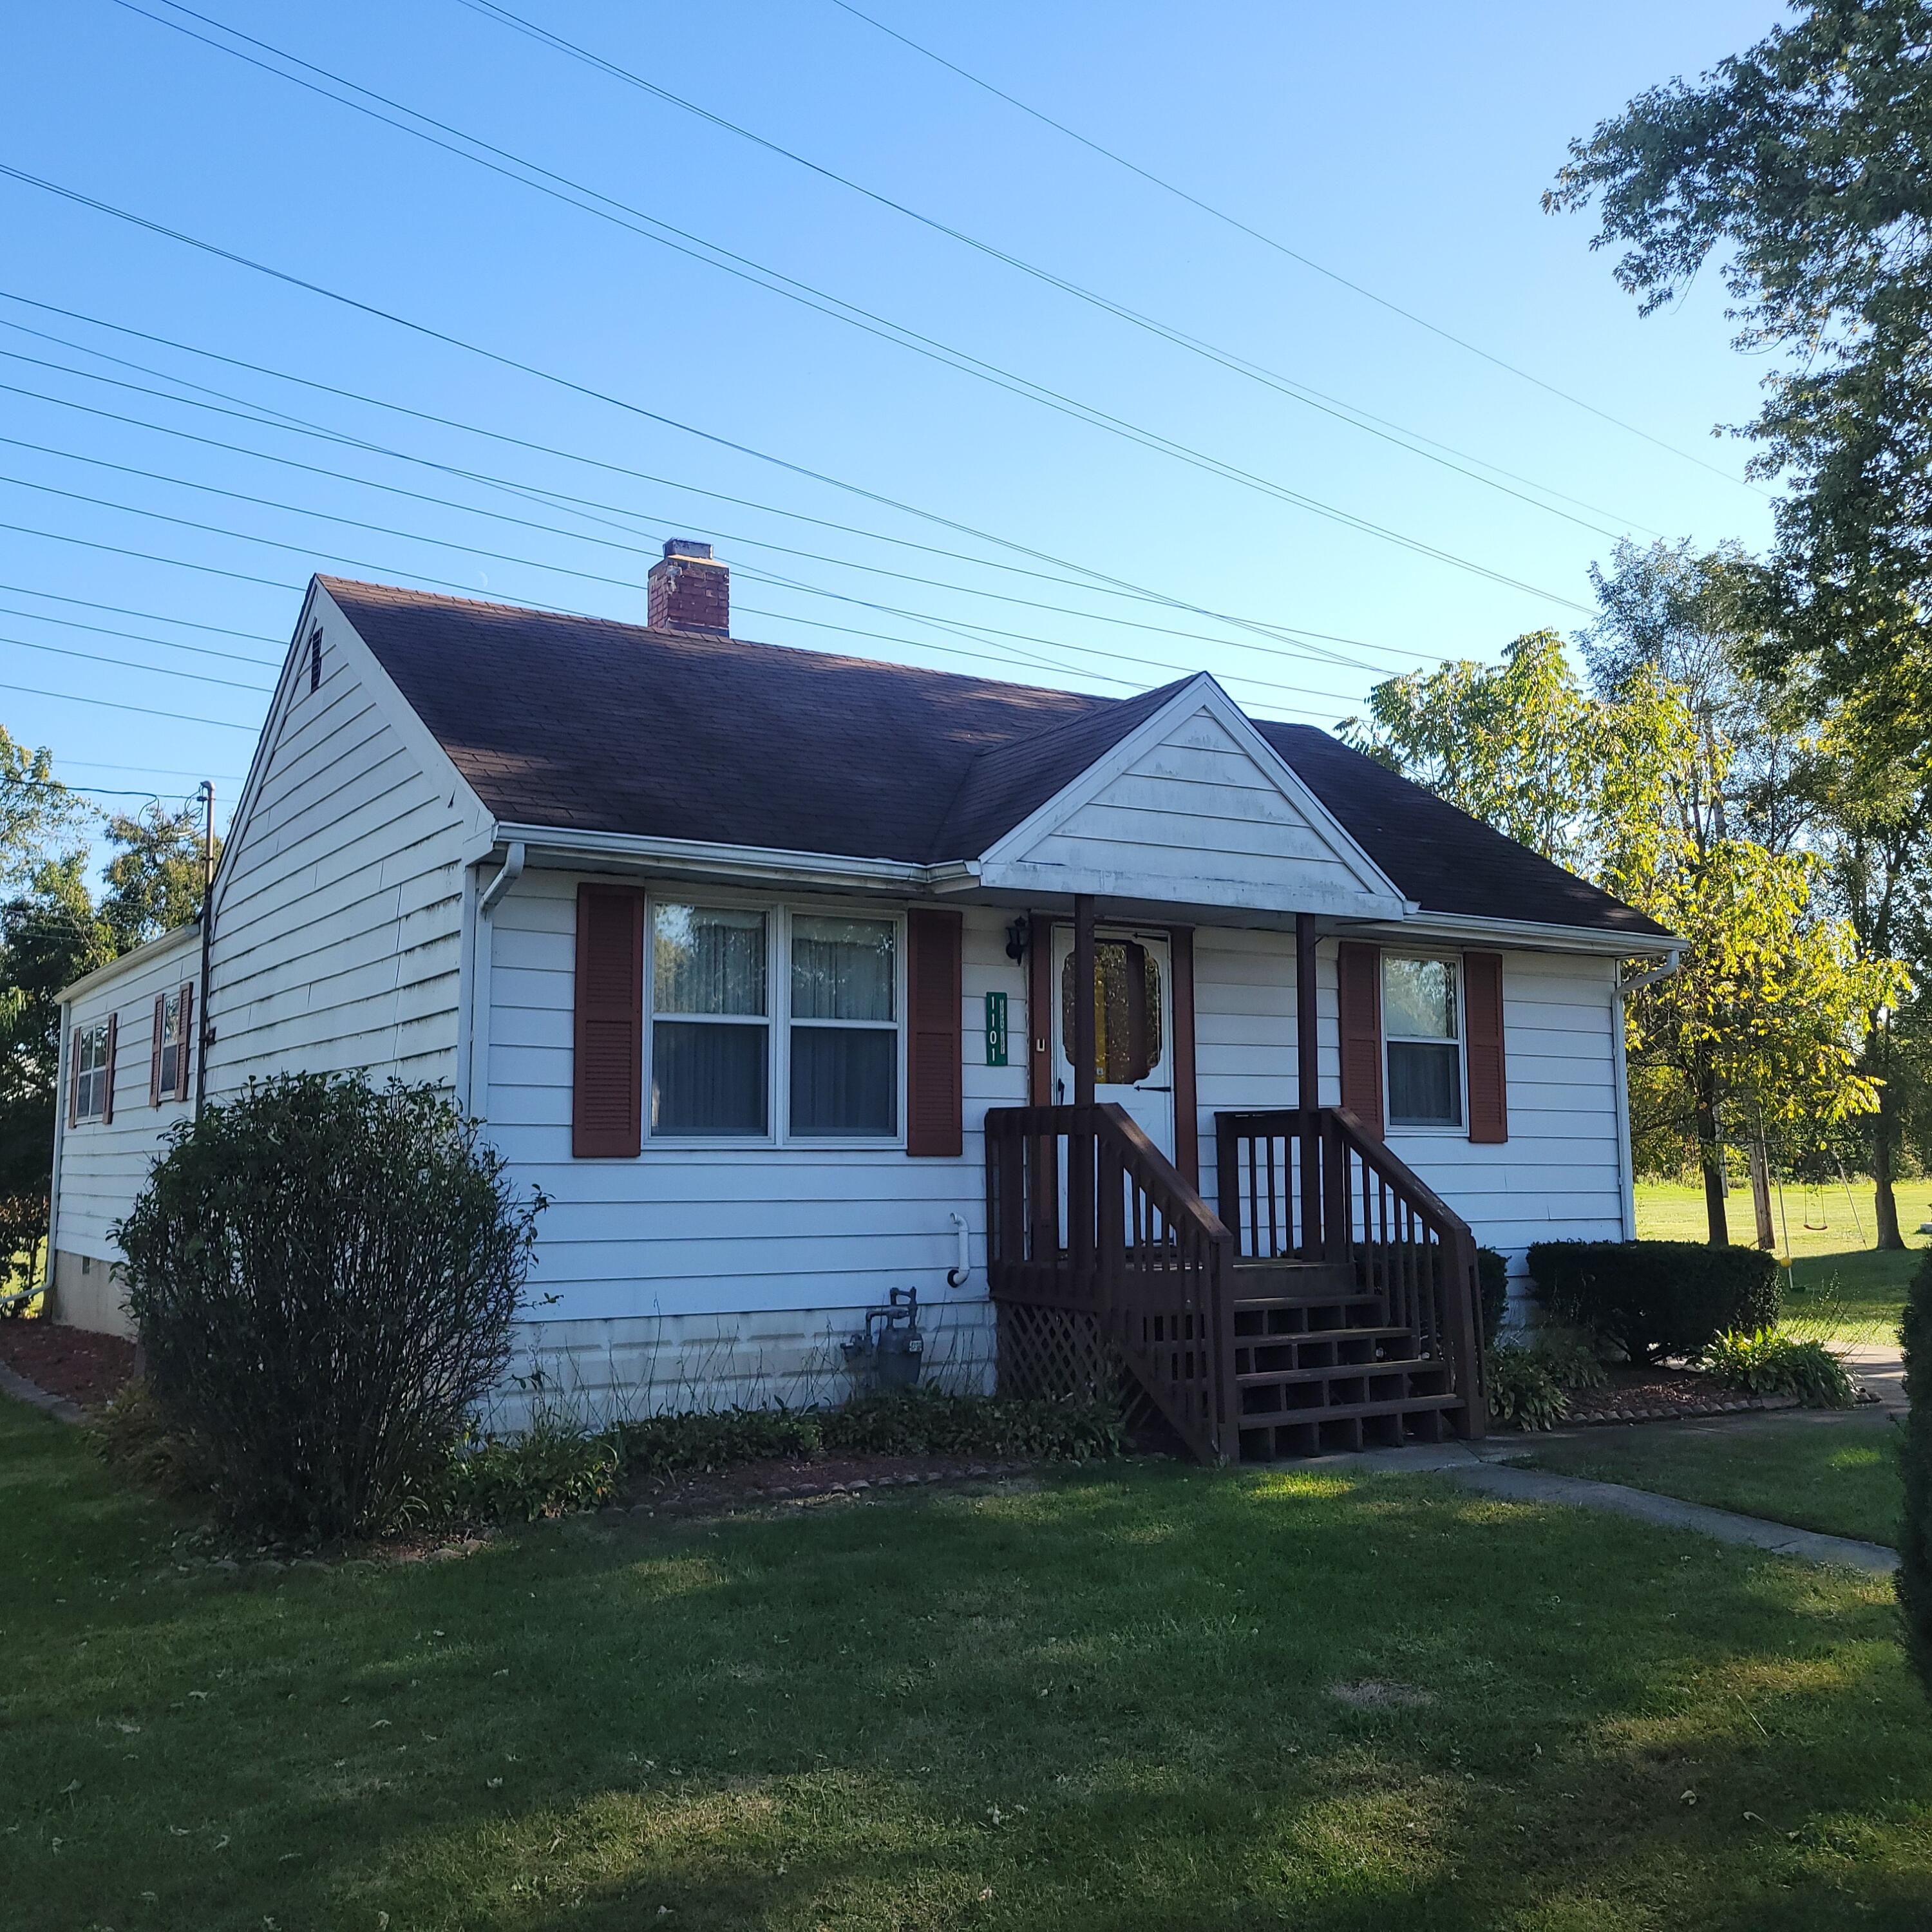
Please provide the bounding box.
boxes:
[322,576,1669,940]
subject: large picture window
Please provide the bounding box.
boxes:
[1383,955,1463,1128]
[650,904,769,1136]
[647,902,903,1142]
[73,1020,111,1122]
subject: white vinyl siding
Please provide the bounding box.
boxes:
[482,871,1019,1325]
[1191,930,1625,1311]
[53,927,201,1262]
[204,609,469,1093]
[990,705,1395,914]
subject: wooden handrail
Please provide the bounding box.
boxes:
[986,1103,1233,1461]
[1213,1104,1487,1441]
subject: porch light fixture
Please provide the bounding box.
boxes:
[1005,914,1030,963]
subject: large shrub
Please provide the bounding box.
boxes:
[1902,1249,1932,1703]
[1525,1240,1780,1365]
[115,1075,543,1541]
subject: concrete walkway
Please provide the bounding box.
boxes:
[1444,1457,1899,1574]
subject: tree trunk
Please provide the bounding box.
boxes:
[1873,1086,1905,1251]
[1695,1083,1730,1246]
[1748,1128,1777,1251]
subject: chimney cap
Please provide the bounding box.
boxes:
[661,538,714,561]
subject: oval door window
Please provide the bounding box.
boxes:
[1061,939,1162,1086]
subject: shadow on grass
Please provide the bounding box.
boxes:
[6,1401,1931,1931]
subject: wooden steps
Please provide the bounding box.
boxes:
[1222,1264,1466,1461]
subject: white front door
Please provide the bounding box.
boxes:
[1050,926,1175,1161]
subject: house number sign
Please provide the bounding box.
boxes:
[985,990,1009,1066]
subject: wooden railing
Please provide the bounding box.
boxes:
[1215,1106,1486,1437]
[985,1104,1233,1461]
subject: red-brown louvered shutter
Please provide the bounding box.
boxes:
[573,884,644,1158]
[1464,951,1508,1144]
[1336,941,1383,1137]
[150,994,166,1106]
[905,907,963,1157]
[101,1011,117,1126]
[175,981,195,1103]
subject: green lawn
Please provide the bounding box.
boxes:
[1520,1413,1907,1549]
[1634,1179,1918,1344]
[6,1400,1932,1929]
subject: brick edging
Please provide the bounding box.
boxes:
[1567,1392,1801,1428]
[0,1359,88,1425]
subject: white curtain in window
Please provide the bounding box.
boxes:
[791,916,895,1021]
[654,905,766,1016]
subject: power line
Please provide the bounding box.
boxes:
[0,289,1430,664]
[91,1,1624,607]
[0,572,281,641]
[0,370,1397,698]
[108,0,1665,554]
[819,0,1769,497]
[0,464,1359,712]
[2,632,274,692]
[0,600,278,670]
[0,677,258,728]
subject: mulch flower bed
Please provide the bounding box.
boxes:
[1560,1364,1799,1426]
[609,1453,1041,1519]
[0,1319,137,1412]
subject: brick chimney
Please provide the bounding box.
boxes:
[647,539,728,635]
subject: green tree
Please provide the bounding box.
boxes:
[0,723,83,892]
[1349,631,1902,1244]
[1545,0,1932,697]
[0,857,109,1276]
[98,801,217,954]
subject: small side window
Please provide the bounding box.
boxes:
[1383,956,1463,1128]
[73,1020,112,1123]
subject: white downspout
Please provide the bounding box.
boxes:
[947,1210,971,1289]
[468,842,525,1117]
[1611,945,1684,1241]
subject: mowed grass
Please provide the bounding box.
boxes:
[6,1401,1932,1930]
[1522,1414,1907,1549]
[1633,1180,1919,1342]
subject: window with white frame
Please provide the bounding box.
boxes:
[790,914,897,1137]
[1383,955,1463,1128]
[73,1020,111,1122]
[156,986,187,1101]
[650,904,770,1137]
[647,902,901,1142]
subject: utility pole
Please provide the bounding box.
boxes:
[194,781,214,1116]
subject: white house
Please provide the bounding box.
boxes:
[49,545,1676,1459]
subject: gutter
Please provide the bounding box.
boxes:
[489,822,981,894]
[478,840,526,916]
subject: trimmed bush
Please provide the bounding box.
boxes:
[1701,1328,1855,1408]
[1476,1246,1508,1345]
[1485,1345,1567,1431]
[115,1075,544,1542]
[1526,1240,1780,1365]
[1900,1249,1932,1703]
[435,1417,621,1523]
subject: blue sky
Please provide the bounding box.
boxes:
[3,0,1782,855]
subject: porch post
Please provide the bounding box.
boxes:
[1072,895,1097,1107]
[1071,894,1097,1283]
[1296,913,1321,1258]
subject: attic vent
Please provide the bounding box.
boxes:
[308,627,322,693]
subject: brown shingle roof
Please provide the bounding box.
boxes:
[325,577,1667,938]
